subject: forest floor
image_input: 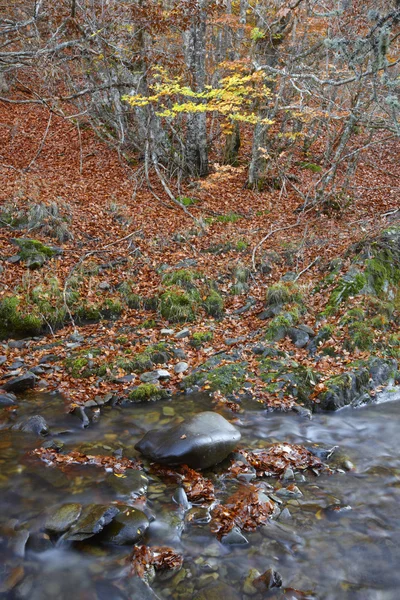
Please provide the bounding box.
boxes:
[0,101,399,414]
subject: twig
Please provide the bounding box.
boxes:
[293,257,320,282]
[252,218,303,271]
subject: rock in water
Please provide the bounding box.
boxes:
[99,506,149,545]
[135,411,241,470]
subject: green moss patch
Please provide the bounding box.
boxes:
[128,384,170,402]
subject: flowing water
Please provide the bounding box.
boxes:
[1,388,400,600]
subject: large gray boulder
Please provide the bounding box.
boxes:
[135,411,241,470]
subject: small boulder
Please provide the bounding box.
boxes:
[2,372,36,393]
[288,327,310,348]
[12,415,49,436]
[135,411,241,470]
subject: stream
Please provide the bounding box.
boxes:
[1,388,400,600]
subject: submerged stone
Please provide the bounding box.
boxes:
[12,415,49,436]
[193,582,241,600]
[64,504,119,541]
[44,503,82,534]
[135,411,241,470]
[99,507,149,545]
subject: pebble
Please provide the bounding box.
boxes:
[161,329,175,335]
[174,361,189,374]
[175,328,190,339]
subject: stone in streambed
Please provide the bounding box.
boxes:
[193,583,241,600]
[63,504,119,541]
[0,391,16,406]
[99,506,149,545]
[44,503,82,534]
[135,411,241,470]
[12,415,49,436]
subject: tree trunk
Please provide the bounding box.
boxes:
[185,0,209,177]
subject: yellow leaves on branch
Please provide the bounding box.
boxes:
[122,67,274,127]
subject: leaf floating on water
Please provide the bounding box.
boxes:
[32,447,142,474]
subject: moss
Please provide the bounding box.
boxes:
[14,238,56,259]
[236,240,248,251]
[327,272,367,308]
[0,296,43,338]
[65,351,106,378]
[266,312,298,341]
[340,306,365,326]
[141,319,157,329]
[142,296,159,311]
[128,384,169,402]
[370,314,389,330]
[177,196,197,207]
[206,363,247,394]
[265,283,296,307]
[163,269,202,289]
[191,331,213,348]
[75,302,101,322]
[160,290,196,322]
[345,322,375,351]
[119,282,141,309]
[116,336,129,344]
[100,298,123,319]
[203,290,224,318]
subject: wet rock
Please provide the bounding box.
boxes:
[174,361,189,374]
[64,504,120,541]
[26,532,53,553]
[292,404,312,419]
[275,485,303,498]
[12,415,49,436]
[99,507,149,545]
[243,568,261,595]
[193,582,241,600]
[8,340,27,349]
[221,526,248,546]
[2,372,36,393]
[10,528,30,558]
[135,411,241,470]
[253,568,283,590]
[73,406,90,428]
[0,391,16,406]
[288,327,310,348]
[0,355,7,365]
[107,470,148,499]
[44,503,82,534]
[185,506,211,525]
[172,487,191,511]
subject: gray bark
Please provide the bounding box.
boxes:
[184,0,209,177]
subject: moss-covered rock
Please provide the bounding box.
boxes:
[0,296,43,338]
[203,290,224,318]
[12,238,60,269]
[128,384,170,402]
[160,290,196,322]
[191,331,214,348]
[316,357,397,411]
[65,349,107,379]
